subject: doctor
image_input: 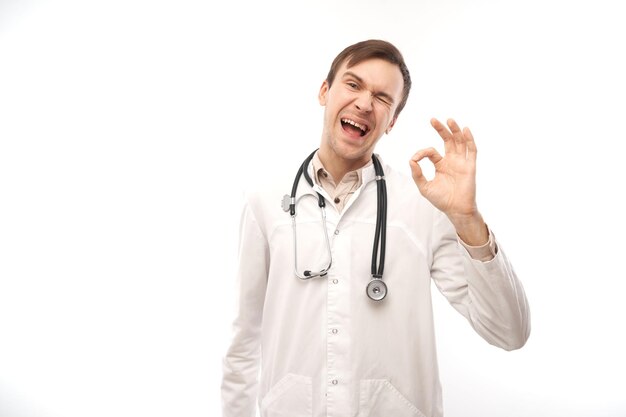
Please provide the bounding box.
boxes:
[221,39,530,417]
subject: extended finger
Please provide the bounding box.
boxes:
[447,118,466,155]
[463,126,477,158]
[430,118,456,154]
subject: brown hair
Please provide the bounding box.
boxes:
[326,39,412,118]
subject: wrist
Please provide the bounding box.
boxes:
[448,211,489,246]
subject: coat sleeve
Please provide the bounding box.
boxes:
[430,210,531,351]
[221,201,269,416]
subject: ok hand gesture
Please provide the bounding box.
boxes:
[409,118,488,245]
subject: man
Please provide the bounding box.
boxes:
[221,39,530,417]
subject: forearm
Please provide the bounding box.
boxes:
[461,245,531,350]
[432,212,530,351]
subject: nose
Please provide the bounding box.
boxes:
[354,91,373,112]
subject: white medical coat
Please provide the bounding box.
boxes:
[221,159,530,417]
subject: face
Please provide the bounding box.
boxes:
[318,58,404,171]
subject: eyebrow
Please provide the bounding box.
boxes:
[341,71,396,104]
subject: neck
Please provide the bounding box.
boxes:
[318,147,371,183]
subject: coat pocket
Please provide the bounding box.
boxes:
[358,379,426,417]
[260,373,312,417]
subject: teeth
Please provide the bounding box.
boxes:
[341,118,367,133]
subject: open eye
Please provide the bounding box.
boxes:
[347,82,358,89]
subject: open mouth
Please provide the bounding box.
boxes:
[341,118,369,137]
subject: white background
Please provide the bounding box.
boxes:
[1,0,625,416]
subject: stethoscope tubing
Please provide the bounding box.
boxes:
[290,196,333,279]
[371,154,387,279]
[286,150,388,300]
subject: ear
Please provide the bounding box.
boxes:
[318,80,329,106]
[385,116,398,134]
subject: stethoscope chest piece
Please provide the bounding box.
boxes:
[366,277,387,301]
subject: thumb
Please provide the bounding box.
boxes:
[409,157,428,190]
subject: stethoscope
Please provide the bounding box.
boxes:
[281,149,388,301]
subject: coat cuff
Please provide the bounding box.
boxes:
[458,226,498,262]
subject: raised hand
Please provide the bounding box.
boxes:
[409,118,488,245]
